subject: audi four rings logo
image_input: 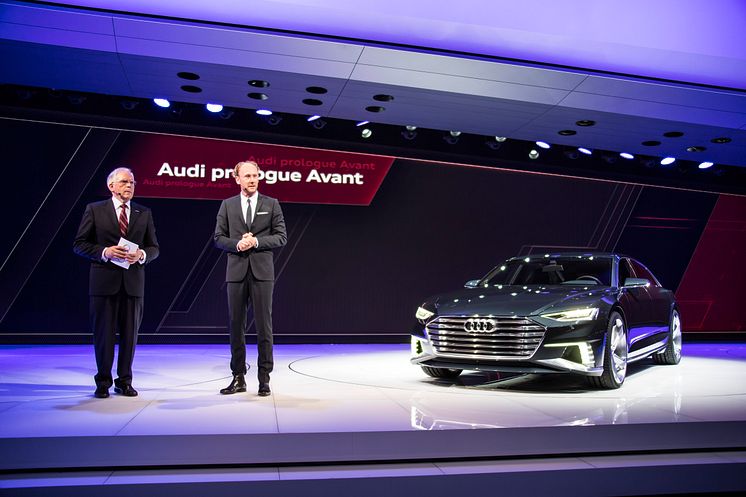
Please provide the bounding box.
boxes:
[464,318,497,332]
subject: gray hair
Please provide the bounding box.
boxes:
[107,167,134,185]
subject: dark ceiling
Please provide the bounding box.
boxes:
[1,0,745,194]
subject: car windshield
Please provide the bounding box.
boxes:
[482,256,612,286]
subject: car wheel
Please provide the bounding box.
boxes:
[653,308,682,365]
[421,365,463,379]
[589,311,628,389]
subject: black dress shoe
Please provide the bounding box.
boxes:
[220,375,246,395]
[258,383,271,397]
[114,384,138,397]
[94,386,109,398]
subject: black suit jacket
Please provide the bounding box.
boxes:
[214,193,287,282]
[73,198,160,296]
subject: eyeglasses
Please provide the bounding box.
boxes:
[116,180,137,186]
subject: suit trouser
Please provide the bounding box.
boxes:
[90,287,142,388]
[227,271,274,383]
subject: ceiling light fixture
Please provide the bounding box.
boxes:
[528,149,540,159]
[660,157,676,165]
[356,120,370,127]
[307,115,321,122]
[698,161,714,169]
[206,103,223,113]
[256,109,273,116]
[619,152,634,159]
[578,147,592,155]
[535,141,550,149]
[153,98,170,108]
[361,128,372,138]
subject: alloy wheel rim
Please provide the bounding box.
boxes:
[671,311,682,360]
[610,317,627,384]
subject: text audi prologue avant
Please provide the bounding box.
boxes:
[411,253,682,388]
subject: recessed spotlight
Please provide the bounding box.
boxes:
[642,140,661,146]
[698,161,714,169]
[619,152,634,159]
[535,141,550,149]
[711,137,732,144]
[558,129,577,136]
[311,119,326,130]
[366,106,385,113]
[686,146,707,152]
[248,80,270,88]
[303,99,323,106]
[576,120,596,127]
[177,72,200,80]
[248,92,269,100]
[206,103,223,113]
[578,147,592,155]
[306,86,328,94]
[528,149,540,159]
[660,157,676,165]
[495,136,507,142]
[373,94,394,102]
[307,115,321,122]
[256,109,273,116]
[361,128,373,138]
[406,125,417,131]
[266,115,282,126]
[153,98,170,108]
[119,99,137,110]
[180,85,202,93]
[663,131,684,138]
[356,120,370,127]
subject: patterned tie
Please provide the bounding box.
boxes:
[119,203,128,237]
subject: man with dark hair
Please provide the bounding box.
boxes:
[214,161,287,396]
[74,167,159,398]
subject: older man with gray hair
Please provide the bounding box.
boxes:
[74,167,160,398]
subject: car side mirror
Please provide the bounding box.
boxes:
[464,279,480,288]
[624,277,650,288]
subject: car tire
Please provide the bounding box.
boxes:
[589,311,628,389]
[421,365,463,379]
[653,308,682,365]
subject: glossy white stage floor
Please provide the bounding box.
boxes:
[1,343,745,495]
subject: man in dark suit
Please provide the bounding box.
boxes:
[73,167,159,398]
[214,160,287,396]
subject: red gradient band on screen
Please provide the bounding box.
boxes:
[121,134,394,205]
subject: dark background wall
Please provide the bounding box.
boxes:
[0,117,743,341]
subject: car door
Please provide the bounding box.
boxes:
[617,258,651,345]
[630,258,671,332]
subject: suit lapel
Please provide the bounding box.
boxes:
[250,194,264,231]
[129,202,140,232]
[104,199,119,233]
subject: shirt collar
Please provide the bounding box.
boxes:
[112,196,130,210]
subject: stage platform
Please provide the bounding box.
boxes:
[1,342,745,496]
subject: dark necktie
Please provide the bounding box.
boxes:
[246,199,252,228]
[119,203,128,237]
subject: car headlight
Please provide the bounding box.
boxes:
[541,307,599,322]
[415,306,435,322]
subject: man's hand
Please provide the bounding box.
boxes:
[237,232,257,251]
[125,249,143,263]
[105,245,130,261]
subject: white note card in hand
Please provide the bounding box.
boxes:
[111,237,139,269]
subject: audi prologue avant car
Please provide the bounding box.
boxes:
[410,253,682,389]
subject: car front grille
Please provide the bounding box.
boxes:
[426,316,546,358]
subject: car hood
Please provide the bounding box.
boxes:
[431,285,613,317]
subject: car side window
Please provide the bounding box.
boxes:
[630,259,661,287]
[618,259,634,287]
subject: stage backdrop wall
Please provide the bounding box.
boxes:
[1,117,744,341]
